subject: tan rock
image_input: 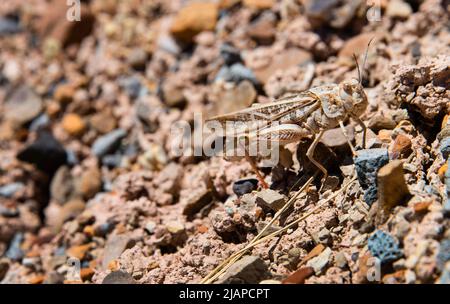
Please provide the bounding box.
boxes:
[338,32,380,64]
[75,166,102,200]
[376,160,411,224]
[54,84,76,104]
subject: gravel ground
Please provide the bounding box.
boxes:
[0,0,449,284]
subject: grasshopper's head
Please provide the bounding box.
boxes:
[339,78,368,118]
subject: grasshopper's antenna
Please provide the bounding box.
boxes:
[361,37,375,81]
[353,53,361,84]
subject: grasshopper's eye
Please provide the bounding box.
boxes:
[341,82,350,93]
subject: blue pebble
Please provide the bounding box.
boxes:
[354,148,389,206]
[0,182,24,198]
[215,63,259,86]
[92,129,127,158]
[232,178,258,196]
[29,114,50,132]
[368,230,403,264]
[6,233,25,261]
[440,137,450,160]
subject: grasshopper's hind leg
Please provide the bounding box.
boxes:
[306,130,328,191]
[242,124,308,189]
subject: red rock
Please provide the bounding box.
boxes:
[282,266,314,284]
[413,201,432,213]
[28,275,45,284]
[80,268,95,281]
[253,48,312,84]
[391,134,412,158]
[35,0,95,48]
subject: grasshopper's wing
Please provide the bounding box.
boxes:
[207,92,317,123]
[206,92,319,138]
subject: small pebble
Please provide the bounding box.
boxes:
[0,17,21,36]
[220,43,242,66]
[92,129,127,158]
[376,160,411,224]
[0,182,24,198]
[216,255,269,284]
[232,178,258,196]
[102,271,136,284]
[6,233,25,261]
[306,247,332,275]
[255,189,286,212]
[4,85,43,127]
[437,239,450,271]
[215,63,259,86]
[17,130,67,175]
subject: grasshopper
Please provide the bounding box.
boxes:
[207,77,368,188]
[207,51,372,189]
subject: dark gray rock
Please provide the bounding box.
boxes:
[119,76,143,100]
[220,43,242,66]
[92,129,127,158]
[0,17,21,36]
[354,148,389,205]
[17,130,67,175]
[232,178,258,196]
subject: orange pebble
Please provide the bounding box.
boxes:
[438,161,448,180]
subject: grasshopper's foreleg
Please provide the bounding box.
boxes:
[237,136,270,189]
[353,116,367,149]
[339,121,356,156]
[242,124,307,189]
[306,130,328,189]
